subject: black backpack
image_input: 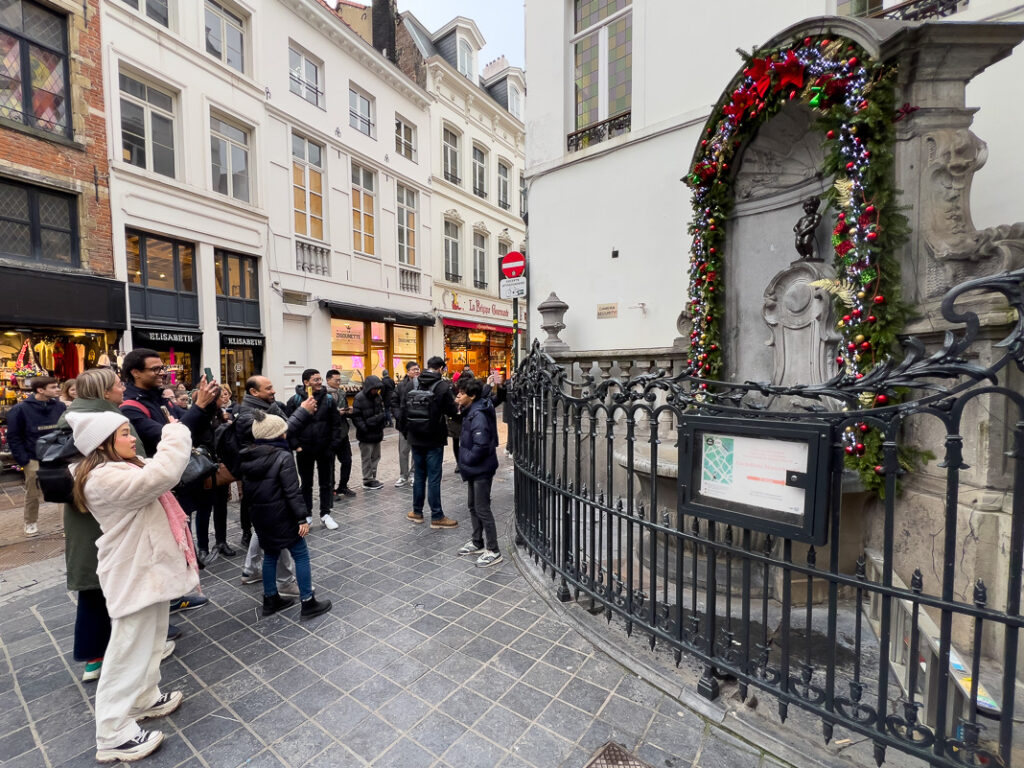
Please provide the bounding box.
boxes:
[35,428,82,503]
[215,420,241,477]
[404,380,441,436]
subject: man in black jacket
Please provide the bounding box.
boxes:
[285,369,342,529]
[7,376,64,537]
[351,375,386,489]
[324,370,356,498]
[391,361,420,487]
[406,356,458,528]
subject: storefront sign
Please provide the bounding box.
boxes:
[221,334,264,348]
[442,291,513,320]
[134,328,201,345]
[597,303,618,319]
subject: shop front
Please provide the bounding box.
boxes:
[220,332,264,401]
[0,265,127,468]
[131,327,202,389]
[321,301,434,389]
[438,289,525,379]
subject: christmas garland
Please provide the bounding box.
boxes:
[684,35,911,494]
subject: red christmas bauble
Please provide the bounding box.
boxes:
[845,445,855,455]
[873,295,885,304]
[860,341,870,351]
[876,394,889,405]
[827,130,835,139]
[866,231,878,241]
[852,309,862,318]
[835,356,844,365]
[846,162,855,170]
[874,465,884,474]
[847,342,856,351]
[859,423,869,433]
[855,443,865,455]
[848,57,858,67]
[865,205,875,213]
[867,315,877,323]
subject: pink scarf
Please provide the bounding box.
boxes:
[158,491,200,579]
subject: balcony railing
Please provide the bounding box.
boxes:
[445,271,461,283]
[398,267,420,294]
[296,240,330,276]
[870,0,966,19]
[473,186,487,198]
[498,199,511,211]
[567,110,631,152]
[474,279,487,289]
[444,170,461,185]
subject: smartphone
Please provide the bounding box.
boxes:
[159,405,172,422]
[204,367,215,383]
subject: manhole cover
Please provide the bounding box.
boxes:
[583,742,654,768]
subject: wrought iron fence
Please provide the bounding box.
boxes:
[511,270,1024,767]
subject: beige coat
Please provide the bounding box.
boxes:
[82,423,198,618]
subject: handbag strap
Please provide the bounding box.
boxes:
[120,399,152,419]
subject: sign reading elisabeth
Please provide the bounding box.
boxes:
[679,416,832,544]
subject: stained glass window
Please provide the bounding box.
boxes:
[0,1,69,136]
[572,0,631,132]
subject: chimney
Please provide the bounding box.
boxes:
[372,0,397,64]
[482,55,509,80]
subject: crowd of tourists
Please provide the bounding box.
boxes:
[5,351,507,762]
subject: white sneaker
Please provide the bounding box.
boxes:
[321,513,339,530]
[96,730,163,763]
[305,516,313,525]
[24,523,38,536]
[160,641,175,660]
[394,475,408,487]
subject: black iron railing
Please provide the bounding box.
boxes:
[870,0,967,20]
[474,279,487,289]
[511,269,1024,767]
[444,271,461,283]
[499,200,511,211]
[567,110,632,152]
[444,170,461,185]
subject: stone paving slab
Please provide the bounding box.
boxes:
[1,430,792,767]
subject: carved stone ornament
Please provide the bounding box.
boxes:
[536,292,570,353]
[443,209,464,225]
[734,103,824,202]
[473,221,490,235]
[762,260,840,388]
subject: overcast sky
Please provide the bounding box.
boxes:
[396,0,525,71]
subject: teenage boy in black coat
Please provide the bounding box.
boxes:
[285,369,342,529]
[351,375,386,489]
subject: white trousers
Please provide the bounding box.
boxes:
[95,601,169,749]
[244,533,295,584]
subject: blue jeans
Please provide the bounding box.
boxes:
[412,445,444,519]
[263,538,312,601]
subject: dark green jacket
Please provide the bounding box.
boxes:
[57,398,147,592]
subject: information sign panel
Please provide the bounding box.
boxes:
[678,416,832,544]
[499,276,527,299]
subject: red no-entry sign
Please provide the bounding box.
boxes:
[500,251,526,278]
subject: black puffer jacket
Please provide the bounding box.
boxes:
[406,369,457,449]
[285,386,341,455]
[458,396,499,480]
[240,441,306,553]
[351,375,386,444]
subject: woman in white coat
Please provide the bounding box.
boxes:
[68,411,198,763]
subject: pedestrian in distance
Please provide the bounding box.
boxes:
[324,370,356,498]
[380,369,396,427]
[60,378,77,405]
[392,361,420,487]
[351,375,386,489]
[68,411,197,763]
[240,411,331,620]
[7,375,65,536]
[286,369,343,528]
[454,377,502,567]
[405,356,459,528]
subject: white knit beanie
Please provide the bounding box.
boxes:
[251,413,287,441]
[66,411,129,456]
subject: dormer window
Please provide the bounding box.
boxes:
[457,39,473,79]
[508,85,522,119]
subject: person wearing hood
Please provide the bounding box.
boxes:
[379,369,396,427]
[285,369,342,528]
[238,411,331,621]
[7,375,65,536]
[67,409,196,763]
[351,374,386,489]
[405,356,459,527]
[454,376,502,566]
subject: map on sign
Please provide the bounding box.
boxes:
[699,433,807,517]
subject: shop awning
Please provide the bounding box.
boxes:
[1,265,126,330]
[319,300,435,327]
[443,318,514,333]
[220,331,265,348]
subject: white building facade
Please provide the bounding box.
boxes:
[399,13,528,377]
[523,0,1024,354]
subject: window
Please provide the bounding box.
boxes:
[497,162,510,210]
[118,0,169,27]
[119,72,175,178]
[457,39,473,79]
[473,232,487,289]
[442,127,460,184]
[0,179,77,265]
[0,0,70,136]
[205,0,244,73]
[498,240,510,258]
[292,134,323,240]
[351,163,375,256]
[289,46,322,107]
[395,116,416,161]
[508,84,521,119]
[125,230,194,292]
[838,0,882,16]
[396,184,416,266]
[573,0,632,130]
[520,171,527,217]
[444,221,460,282]
[349,87,373,137]
[210,114,250,202]
[472,145,487,198]
[214,249,258,302]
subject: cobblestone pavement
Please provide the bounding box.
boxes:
[0,431,783,768]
